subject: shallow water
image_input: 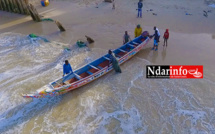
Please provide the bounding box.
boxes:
[0,33,215,134]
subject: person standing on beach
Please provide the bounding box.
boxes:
[112,0,115,9]
[151,30,159,51]
[154,26,160,42]
[96,2,98,8]
[163,29,169,46]
[63,60,73,77]
[123,31,131,44]
[134,24,142,38]
[137,0,143,18]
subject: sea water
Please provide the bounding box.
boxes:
[0,33,215,134]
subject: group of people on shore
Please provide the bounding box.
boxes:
[123,25,169,51]
[123,24,143,45]
[135,0,170,50]
[151,27,169,51]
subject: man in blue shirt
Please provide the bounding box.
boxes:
[137,0,143,18]
[63,60,73,77]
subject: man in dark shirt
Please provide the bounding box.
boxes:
[151,30,159,51]
[123,31,131,44]
[154,26,160,42]
[137,0,143,18]
[108,50,121,73]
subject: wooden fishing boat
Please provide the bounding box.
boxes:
[22,35,151,98]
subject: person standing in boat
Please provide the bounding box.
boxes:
[134,24,142,38]
[123,31,131,44]
[108,50,122,73]
[63,60,73,77]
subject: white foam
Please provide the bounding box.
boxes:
[177,110,206,124]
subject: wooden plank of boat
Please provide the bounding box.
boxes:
[89,65,100,70]
[22,36,151,98]
[119,48,127,53]
[128,44,135,48]
[103,56,110,61]
[74,73,81,79]
[132,42,139,45]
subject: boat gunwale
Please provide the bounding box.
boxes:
[54,66,109,90]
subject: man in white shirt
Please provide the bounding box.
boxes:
[154,26,160,42]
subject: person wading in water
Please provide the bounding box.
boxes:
[108,50,122,73]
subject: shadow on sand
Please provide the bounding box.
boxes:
[151,50,158,63]
[162,46,167,61]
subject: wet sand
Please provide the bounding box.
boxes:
[0,0,215,133]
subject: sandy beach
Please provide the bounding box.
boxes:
[0,0,215,133]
